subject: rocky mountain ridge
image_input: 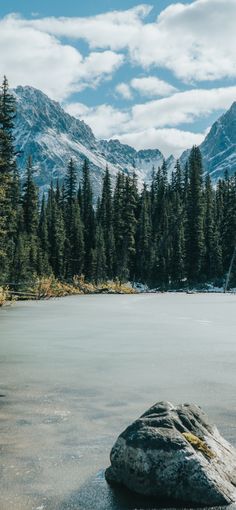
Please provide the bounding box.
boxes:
[13,86,164,195]
[13,85,236,193]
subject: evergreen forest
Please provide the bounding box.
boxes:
[1,76,236,291]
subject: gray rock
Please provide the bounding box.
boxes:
[105,401,236,506]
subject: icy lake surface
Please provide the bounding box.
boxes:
[1,293,236,510]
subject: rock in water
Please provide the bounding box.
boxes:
[105,401,236,506]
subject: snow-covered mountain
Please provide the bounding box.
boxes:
[13,86,236,190]
[180,102,236,179]
[13,86,164,195]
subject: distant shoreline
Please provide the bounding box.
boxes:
[0,277,136,306]
[1,285,235,307]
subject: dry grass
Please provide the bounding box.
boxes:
[31,277,82,299]
[0,286,10,306]
[29,276,137,299]
[99,280,136,294]
[74,276,136,295]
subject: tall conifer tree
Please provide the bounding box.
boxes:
[100,167,114,277]
[81,159,95,278]
[186,146,205,282]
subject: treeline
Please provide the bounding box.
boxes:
[1,76,236,289]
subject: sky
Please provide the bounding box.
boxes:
[0,0,235,157]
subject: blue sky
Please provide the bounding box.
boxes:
[0,0,235,156]
[0,1,190,18]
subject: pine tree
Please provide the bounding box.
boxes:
[204,175,222,280]
[63,159,85,278]
[151,161,171,288]
[22,156,38,236]
[10,163,21,235]
[0,76,16,177]
[0,76,17,278]
[172,160,183,197]
[170,202,186,285]
[69,201,84,277]
[64,159,77,229]
[221,174,236,273]
[170,165,186,285]
[99,167,114,277]
[136,185,152,283]
[77,182,82,211]
[38,194,51,275]
[113,172,125,278]
[186,146,205,282]
[12,234,29,283]
[49,193,66,279]
[39,195,49,253]
[119,175,138,282]
[20,156,39,277]
[81,159,95,278]
[92,225,107,284]
[55,178,61,205]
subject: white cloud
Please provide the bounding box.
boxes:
[66,103,90,117]
[116,76,177,99]
[2,0,235,104]
[130,76,177,97]
[114,128,204,157]
[115,83,132,100]
[0,14,123,101]
[128,0,236,82]
[27,0,236,82]
[79,51,124,90]
[65,102,130,139]
[66,85,236,156]
[65,100,204,156]
[133,0,236,82]
[129,86,236,130]
[150,0,236,81]
[29,5,153,48]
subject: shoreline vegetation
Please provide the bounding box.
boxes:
[1,278,235,307]
[0,276,136,305]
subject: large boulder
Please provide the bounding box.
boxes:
[105,401,236,506]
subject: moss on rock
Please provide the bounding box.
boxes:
[182,432,215,459]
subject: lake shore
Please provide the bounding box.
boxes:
[1,278,235,307]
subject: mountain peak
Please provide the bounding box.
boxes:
[13,85,236,190]
[14,85,63,113]
[179,101,236,180]
[15,84,48,96]
[228,100,236,112]
[199,100,236,179]
[13,85,165,195]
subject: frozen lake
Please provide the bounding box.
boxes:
[1,293,236,510]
